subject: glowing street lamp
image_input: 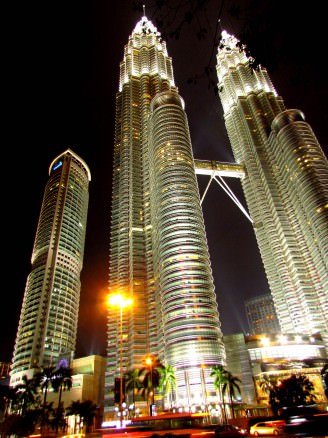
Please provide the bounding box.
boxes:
[146,356,154,415]
[108,293,132,428]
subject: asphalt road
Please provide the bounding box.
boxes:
[94,428,328,438]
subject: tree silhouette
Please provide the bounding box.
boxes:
[51,365,72,433]
[52,365,73,406]
[51,403,67,434]
[30,363,73,434]
[210,364,228,423]
[15,375,41,415]
[1,376,42,437]
[321,364,328,399]
[159,363,177,410]
[138,355,165,414]
[124,368,144,416]
[0,384,18,419]
[66,400,98,434]
[35,365,57,410]
[222,370,241,419]
[66,400,81,434]
[0,411,40,437]
[268,374,316,416]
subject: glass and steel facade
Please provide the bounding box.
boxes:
[10,149,91,386]
[106,16,225,416]
[216,31,328,351]
[224,333,327,407]
[245,294,280,335]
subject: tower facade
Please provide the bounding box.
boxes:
[10,149,91,386]
[106,16,225,416]
[245,294,280,335]
[216,32,328,349]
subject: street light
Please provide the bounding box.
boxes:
[146,356,154,416]
[108,293,132,428]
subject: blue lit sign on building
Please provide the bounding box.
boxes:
[53,161,63,171]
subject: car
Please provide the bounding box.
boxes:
[283,412,328,435]
[249,421,285,436]
[214,424,247,437]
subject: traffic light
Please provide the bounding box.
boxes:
[114,377,126,404]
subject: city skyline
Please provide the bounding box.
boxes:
[2,1,328,363]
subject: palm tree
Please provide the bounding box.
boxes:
[52,403,67,434]
[210,365,228,423]
[35,365,57,409]
[321,364,328,399]
[52,365,73,407]
[15,374,41,415]
[35,365,57,437]
[79,400,98,433]
[138,355,165,415]
[159,364,176,410]
[0,410,41,437]
[4,375,42,438]
[257,374,278,414]
[0,384,18,419]
[52,365,73,433]
[258,374,276,393]
[40,401,56,434]
[66,400,98,434]
[124,368,144,416]
[66,400,81,434]
[222,371,241,419]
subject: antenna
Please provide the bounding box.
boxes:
[143,4,146,16]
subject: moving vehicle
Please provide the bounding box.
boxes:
[214,424,247,437]
[280,405,328,435]
[128,412,210,430]
[250,421,284,436]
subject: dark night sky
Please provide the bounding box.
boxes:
[2,1,327,363]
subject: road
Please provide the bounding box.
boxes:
[89,428,328,438]
[99,428,215,438]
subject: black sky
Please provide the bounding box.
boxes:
[2,0,327,362]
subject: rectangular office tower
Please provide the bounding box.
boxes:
[105,16,225,417]
[10,150,91,386]
[216,32,328,350]
[245,294,280,335]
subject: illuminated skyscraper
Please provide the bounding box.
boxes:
[106,16,225,416]
[10,149,91,386]
[216,31,328,350]
[245,294,280,335]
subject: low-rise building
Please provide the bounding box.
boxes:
[224,332,327,414]
[46,354,106,428]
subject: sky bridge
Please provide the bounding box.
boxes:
[194,159,252,223]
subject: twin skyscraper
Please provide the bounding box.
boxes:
[10,14,328,421]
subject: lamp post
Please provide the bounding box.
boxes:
[108,293,132,428]
[146,356,154,416]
